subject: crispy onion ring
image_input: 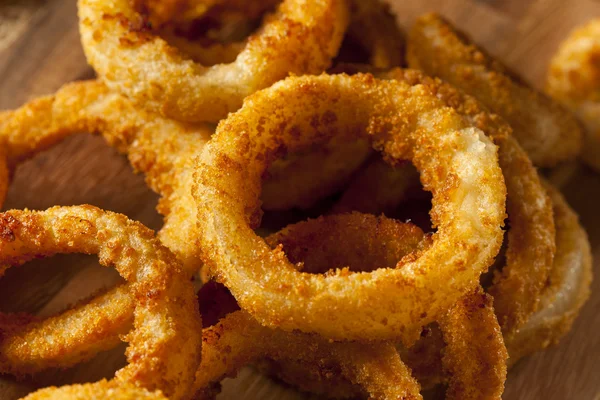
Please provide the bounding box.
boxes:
[407,13,582,167]
[78,0,349,123]
[194,73,506,342]
[547,19,600,172]
[505,181,593,365]
[333,68,555,336]
[22,380,167,400]
[0,206,202,400]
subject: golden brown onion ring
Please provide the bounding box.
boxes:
[21,380,167,400]
[0,206,202,400]
[194,73,506,342]
[547,19,600,172]
[505,181,593,365]
[407,13,582,167]
[78,0,349,123]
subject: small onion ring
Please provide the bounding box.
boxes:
[546,18,600,172]
[78,0,349,123]
[407,13,582,167]
[0,206,202,400]
[194,73,506,342]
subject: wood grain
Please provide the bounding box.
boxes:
[0,0,598,399]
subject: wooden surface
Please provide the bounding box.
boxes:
[0,0,599,398]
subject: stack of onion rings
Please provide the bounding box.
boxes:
[0,2,593,398]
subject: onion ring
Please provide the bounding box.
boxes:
[547,19,600,172]
[21,380,167,400]
[0,206,202,399]
[194,73,506,342]
[407,13,582,167]
[505,181,593,365]
[78,0,349,123]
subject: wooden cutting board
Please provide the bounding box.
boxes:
[0,0,599,398]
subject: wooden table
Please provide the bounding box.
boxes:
[0,0,599,398]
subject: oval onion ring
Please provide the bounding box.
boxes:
[0,206,202,400]
[547,18,600,172]
[78,0,349,123]
[194,73,506,342]
[407,13,582,167]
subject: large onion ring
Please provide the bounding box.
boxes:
[0,206,202,400]
[547,19,600,172]
[407,13,582,167]
[194,73,506,342]
[78,0,349,123]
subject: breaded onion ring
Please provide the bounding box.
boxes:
[0,206,202,400]
[78,0,349,123]
[407,13,582,167]
[194,73,507,342]
[547,19,600,172]
[22,380,167,400]
[506,181,593,365]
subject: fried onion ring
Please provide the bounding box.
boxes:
[194,73,506,342]
[78,0,349,123]
[407,13,582,167]
[547,18,600,172]
[0,206,202,399]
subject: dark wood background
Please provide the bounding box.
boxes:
[0,0,599,398]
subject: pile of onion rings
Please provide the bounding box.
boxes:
[0,2,593,399]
